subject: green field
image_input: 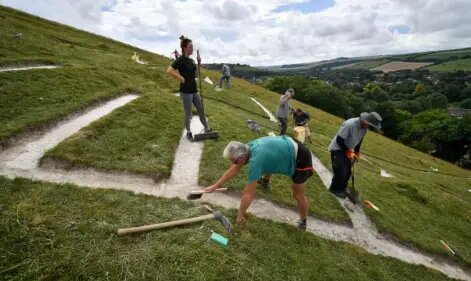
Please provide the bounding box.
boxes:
[1,4,471,279]
[426,58,471,72]
[347,59,390,70]
[414,48,471,61]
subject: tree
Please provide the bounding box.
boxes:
[460,87,471,100]
[398,100,422,114]
[345,93,365,117]
[415,96,432,111]
[460,98,471,109]
[398,110,469,163]
[374,102,399,138]
[429,93,448,109]
[414,83,426,95]
[444,83,464,102]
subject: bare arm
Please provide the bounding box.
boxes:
[237,180,258,223]
[167,66,184,83]
[204,164,243,191]
[279,95,289,105]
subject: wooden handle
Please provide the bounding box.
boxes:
[190,188,227,195]
[117,213,215,236]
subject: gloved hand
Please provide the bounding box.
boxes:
[346,149,360,162]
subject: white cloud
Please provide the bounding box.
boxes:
[1,0,471,66]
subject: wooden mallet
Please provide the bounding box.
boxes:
[117,205,232,236]
[187,187,227,200]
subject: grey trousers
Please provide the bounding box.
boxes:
[219,75,231,88]
[180,93,208,132]
[278,117,288,135]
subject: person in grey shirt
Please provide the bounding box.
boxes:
[276,89,295,135]
[219,64,231,89]
[328,112,382,199]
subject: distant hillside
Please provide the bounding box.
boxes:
[259,47,471,74]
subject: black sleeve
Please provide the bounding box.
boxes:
[354,139,363,153]
[171,57,181,71]
[336,135,349,151]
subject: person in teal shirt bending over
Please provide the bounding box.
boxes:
[204,136,314,230]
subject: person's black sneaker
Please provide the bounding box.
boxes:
[297,219,307,231]
[329,188,347,199]
[258,178,270,189]
[186,131,193,141]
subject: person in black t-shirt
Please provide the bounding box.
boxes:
[167,35,211,141]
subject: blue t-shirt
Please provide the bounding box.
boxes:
[247,136,296,183]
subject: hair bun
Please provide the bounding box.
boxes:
[179,35,185,40]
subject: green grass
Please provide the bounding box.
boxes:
[347,59,390,70]
[0,5,174,143]
[43,91,183,180]
[0,176,456,281]
[2,3,471,268]
[426,58,471,72]
[414,48,471,61]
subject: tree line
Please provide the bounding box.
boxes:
[264,75,471,168]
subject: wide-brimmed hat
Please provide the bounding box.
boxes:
[360,112,382,130]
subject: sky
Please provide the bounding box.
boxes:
[2,0,471,66]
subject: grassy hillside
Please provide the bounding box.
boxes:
[426,58,471,72]
[0,177,456,281]
[1,3,471,272]
[347,59,390,70]
[267,47,471,73]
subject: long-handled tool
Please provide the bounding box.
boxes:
[117,205,232,236]
[187,187,227,200]
[193,49,219,141]
[347,161,360,204]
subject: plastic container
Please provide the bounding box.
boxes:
[210,232,229,246]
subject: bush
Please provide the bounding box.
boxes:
[460,98,471,109]
[429,93,448,109]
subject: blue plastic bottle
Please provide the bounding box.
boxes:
[210,232,229,246]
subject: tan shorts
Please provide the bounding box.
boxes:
[294,125,311,143]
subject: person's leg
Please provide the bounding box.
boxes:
[192,92,209,129]
[329,151,350,195]
[227,76,231,88]
[219,76,224,88]
[305,125,312,143]
[180,93,193,132]
[278,117,287,135]
[291,183,309,221]
[343,156,352,189]
[291,142,313,229]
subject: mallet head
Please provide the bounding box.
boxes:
[213,211,232,233]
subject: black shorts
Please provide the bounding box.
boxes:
[292,141,314,184]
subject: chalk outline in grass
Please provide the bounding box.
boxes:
[0,65,60,72]
[0,97,469,281]
[249,97,278,122]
